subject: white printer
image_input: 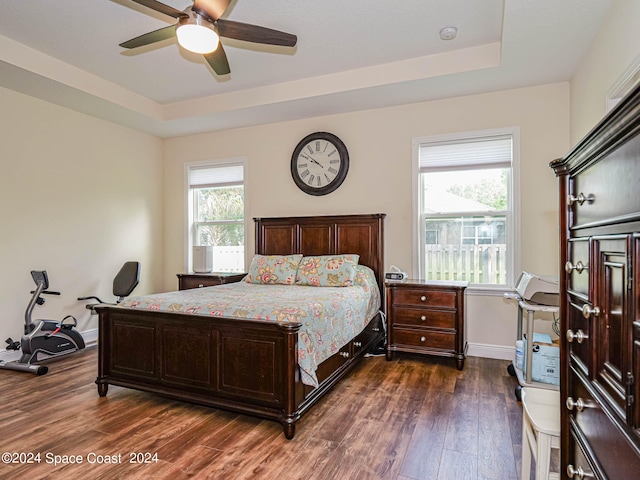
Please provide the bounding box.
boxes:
[514,271,559,306]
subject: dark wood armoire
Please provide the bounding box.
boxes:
[550,83,640,478]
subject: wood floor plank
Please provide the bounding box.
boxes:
[477,393,518,479]
[443,392,479,456]
[437,448,478,480]
[0,347,525,479]
[398,392,452,479]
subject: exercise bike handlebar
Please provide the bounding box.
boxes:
[77,295,103,303]
[25,280,57,328]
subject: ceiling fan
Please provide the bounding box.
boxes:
[119,0,297,75]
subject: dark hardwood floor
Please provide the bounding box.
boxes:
[0,347,528,479]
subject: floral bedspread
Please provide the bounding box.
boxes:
[116,266,381,387]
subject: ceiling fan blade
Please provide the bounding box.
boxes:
[204,44,231,75]
[217,19,297,47]
[192,0,231,22]
[128,0,188,19]
[120,25,176,49]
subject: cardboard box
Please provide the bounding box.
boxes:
[523,333,559,385]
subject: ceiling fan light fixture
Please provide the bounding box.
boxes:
[176,15,219,54]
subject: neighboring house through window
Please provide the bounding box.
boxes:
[413,128,519,287]
[187,159,246,273]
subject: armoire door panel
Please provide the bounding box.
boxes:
[592,236,629,422]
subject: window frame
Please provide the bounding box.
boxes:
[184,157,248,273]
[412,127,520,291]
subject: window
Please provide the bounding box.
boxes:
[187,160,245,272]
[413,129,519,287]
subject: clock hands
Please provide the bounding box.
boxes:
[302,153,324,169]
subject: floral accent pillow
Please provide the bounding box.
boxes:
[295,254,360,287]
[245,254,303,285]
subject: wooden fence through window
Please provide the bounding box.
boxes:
[424,244,506,284]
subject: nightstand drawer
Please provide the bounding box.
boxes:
[393,328,455,351]
[177,273,246,290]
[392,288,456,308]
[391,307,455,329]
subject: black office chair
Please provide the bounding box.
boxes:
[78,261,141,312]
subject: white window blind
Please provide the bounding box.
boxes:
[189,164,243,188]
[419,135,512,172]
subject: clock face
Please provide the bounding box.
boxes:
[291,132,349,196]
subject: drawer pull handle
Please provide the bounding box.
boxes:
[340,351,350,358]
[420,315,426,321]
[566,329,588,344]
[372,327,380,332]
[567,464,593,479]
[565,261,587,274]
[566,397,585,412]
[354,341,362,347]
[582,304,600,318]
[567,193,595,206]
[420,336,426,342]
[420,296,427,302]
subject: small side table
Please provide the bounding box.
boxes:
[177,272,246,290]
[385,279,468,369]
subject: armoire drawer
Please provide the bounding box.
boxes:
[568,424,600,479]
[568,368,639,478]
[570,140,640,228]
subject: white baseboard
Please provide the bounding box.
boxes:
[0,328,97,362]
[2,333,512,364]
[467,342,515,361]
[83,328,99,347]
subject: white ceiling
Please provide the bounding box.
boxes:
[0,0,612,138]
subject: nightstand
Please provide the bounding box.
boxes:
[177,272,246,290]
[385,279,468,369]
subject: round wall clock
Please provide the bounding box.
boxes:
[291,132,349,196]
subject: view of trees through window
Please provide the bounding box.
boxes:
[194,185,244,272]
[447,169,508,210]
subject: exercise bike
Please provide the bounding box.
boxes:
[0,271,85,375]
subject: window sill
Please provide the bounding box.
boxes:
[465,285,514,297]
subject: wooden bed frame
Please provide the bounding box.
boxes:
[95,213,385,439]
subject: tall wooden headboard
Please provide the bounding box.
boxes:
[254,214,386,294]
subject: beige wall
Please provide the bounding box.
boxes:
[570,0,640,145]
[13,0,640,356]
[0,86,164,346]
[164,83,570,357]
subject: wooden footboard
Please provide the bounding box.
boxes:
[96,305,383,438]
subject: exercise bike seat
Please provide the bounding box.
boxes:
[78,261,141,311]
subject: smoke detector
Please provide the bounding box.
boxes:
[439,26,458,41]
